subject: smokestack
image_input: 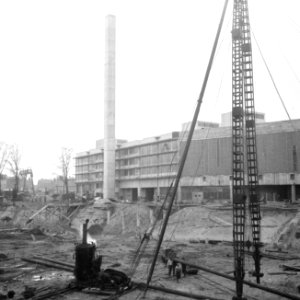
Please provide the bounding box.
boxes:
[104,15,116,200]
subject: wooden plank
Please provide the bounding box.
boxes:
[26,205,49,224]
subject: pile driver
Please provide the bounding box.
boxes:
[231,0,262,299]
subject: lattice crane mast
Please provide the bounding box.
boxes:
[19,168,35,194]
[232,0,262,299]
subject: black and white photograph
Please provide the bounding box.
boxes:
[1,0,300,299]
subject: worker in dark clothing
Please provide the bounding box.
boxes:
[181,262,187,277]
[172,260,177,276]
[167,258,173,276]
[175,264,182,282]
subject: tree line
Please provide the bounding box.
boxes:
[0,143,73,199]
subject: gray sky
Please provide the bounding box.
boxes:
[0,0,299,180]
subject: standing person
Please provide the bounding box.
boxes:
[167,258,173,276]
[181,262,187,277]
[172,260,177,276]
[175,263,182,282]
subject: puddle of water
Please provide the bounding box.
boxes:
[32,271,74,281]
[20,267,35,271]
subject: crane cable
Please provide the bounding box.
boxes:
[164,36,232,245]
[148,10,232,247]
[128,120,197,278]
[252,31,296,131]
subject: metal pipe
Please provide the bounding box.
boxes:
[173,258,300,300]
[32,255,74,269]
[134,281,224,300]
[21,257,73,272]
[82,219,89,244]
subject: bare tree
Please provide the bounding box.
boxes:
[7,145,21,200]
[59,148,72,196]
[0,142,11,195]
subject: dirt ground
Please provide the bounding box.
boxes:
[1,202,300,299]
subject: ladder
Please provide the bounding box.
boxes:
[232,0,262,298]
[232,0,246,298]
[241,0,262,284]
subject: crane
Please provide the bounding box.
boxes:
[232,0,262,299]
[19,168,35,195]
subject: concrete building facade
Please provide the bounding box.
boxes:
[75,118,300,203]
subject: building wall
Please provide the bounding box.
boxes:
[182,130,300,177]
[182,137,231,176]
[75,119,300,202]
[75,133,179,199]
[221,111,265,127]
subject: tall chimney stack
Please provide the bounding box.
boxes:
[104,15,116,200]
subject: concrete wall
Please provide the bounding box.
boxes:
[182,131,300,177]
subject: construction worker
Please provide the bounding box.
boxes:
[175,263,182,282]
[167,258,173,276]
[172,260,177,276]
[181,262,187,277]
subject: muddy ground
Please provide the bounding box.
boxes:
[1,202,300,299]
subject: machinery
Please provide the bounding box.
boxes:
[231,0,262,299]
[74,219,132,292]
[19,168,35,194]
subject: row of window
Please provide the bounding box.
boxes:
[76,164,178,180]
[76,141,178,166]
[139,141,178,155]
[116,141,179,158]
[76,153,178,171]
[76,173,102,181]
[117,165,177,177]
[76,164,103,173]
[76,154,103,166]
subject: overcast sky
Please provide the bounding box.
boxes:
[0,0,299,181]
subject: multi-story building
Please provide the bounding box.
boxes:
[75,134,179,201]
[75,115,300,203]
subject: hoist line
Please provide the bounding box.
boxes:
[252,31,296,131]
[144,0,230,292]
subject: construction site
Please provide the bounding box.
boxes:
[2,0,300,300]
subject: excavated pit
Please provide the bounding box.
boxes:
[1,200,300,299]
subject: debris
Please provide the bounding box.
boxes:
[7,291,15,299]
[1,216,12,223]
[0,254,8,261]
[27,285,76,300]
[245,250,300,260]
[21,257,73,272]
[268,271,297,275]
[109,263,121,268]
[21,286,36,299]
[0,293,7,300]
[0,228,20,233]
[28,228,45,236]
[266,249,289,254]
[26,205,49,225]
[32,255,74,269]
[280,265,300,272]
[134,281,223,300]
